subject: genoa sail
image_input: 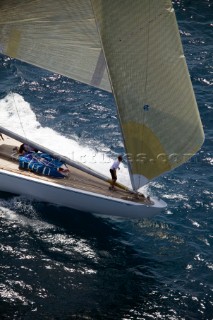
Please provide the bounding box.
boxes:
[0,0,204,191]
[91,0,204,189]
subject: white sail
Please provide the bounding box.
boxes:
[91,0,204,189]
[0,0,204,191]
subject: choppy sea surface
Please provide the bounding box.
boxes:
[0,1,212,319]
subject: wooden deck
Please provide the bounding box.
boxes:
[0,136,150,204]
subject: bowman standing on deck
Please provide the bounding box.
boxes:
[109,155,123,190]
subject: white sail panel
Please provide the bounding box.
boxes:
[0,0,111,91]
[92,0,204,189]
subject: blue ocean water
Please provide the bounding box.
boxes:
[0,1,212,319]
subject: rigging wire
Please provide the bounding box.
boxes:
[139,1,151,190]
[12,92,27,140]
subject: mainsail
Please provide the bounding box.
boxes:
[0,0,204,191]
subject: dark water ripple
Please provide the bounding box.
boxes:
[0,0,213,319]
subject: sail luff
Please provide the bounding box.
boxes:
[90,0,136,190]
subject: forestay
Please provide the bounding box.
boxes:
[0,0,204,191]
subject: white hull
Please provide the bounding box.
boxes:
[0,169,166,219]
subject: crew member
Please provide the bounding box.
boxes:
[109,155,123,190]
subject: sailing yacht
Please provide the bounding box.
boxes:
[0,0,204,219]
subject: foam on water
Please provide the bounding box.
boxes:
[0,92,134,190]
